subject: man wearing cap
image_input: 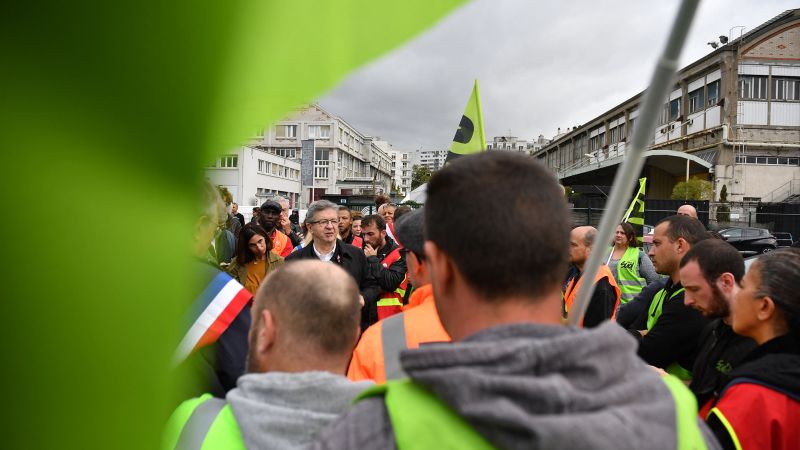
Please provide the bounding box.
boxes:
[347,208,450,384]
[259,200,293,258]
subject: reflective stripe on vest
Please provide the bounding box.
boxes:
[357,377,707,450]
[705,407,743,450]
[614,246,647,303]
[647,287,685,330]
[661,375,709,450]
[381,313,408,381]
[172,397,246,450]
[563,265,621,325]
[377,247,408,320]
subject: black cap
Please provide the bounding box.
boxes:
[394,208,425,257]
[260,200,282,213]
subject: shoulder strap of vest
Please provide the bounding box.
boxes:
[660,375,709,450]
[382,247,402,267]
[176,397,226,450]
[381,313,409,381]
[358,380,497,450]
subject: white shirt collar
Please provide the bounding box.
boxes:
[313,242,336,262]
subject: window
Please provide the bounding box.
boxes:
[258,159,267,173]
[707,80,720,106]
[590,133,605,151]
[254,128,265,138]
[314,149,330,178]
[609,123,625,144]
[721,228,742,238]
[738,75,768,100]
[660,99,681,125]
[688,87,705,113]
[772,77,800,102]
[736,155,800,166]
[308,125,330,139]
[220,155,238,168]
[271,148,297,158]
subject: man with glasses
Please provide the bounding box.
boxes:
[286,200,380,330]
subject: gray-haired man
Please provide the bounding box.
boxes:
[286,200,380,330]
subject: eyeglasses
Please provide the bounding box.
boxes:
[310,218,339,226]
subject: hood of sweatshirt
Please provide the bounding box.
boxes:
[226,371,372,450]
[399,321,706,449]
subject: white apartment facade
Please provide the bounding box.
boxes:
[205,146,302,208]
[390,150,412,196]
[250,104,393,206]
[417,149,449,172]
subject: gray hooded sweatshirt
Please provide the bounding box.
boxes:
[311,322,721,449]
[226,371,372,450]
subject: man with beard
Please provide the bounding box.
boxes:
[679,239,756,413]
[362,214,408,322]
[164,261,373,449]
[338,206,362,248]
[258,199,293,257]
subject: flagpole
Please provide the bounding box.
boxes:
[568,0,700,326]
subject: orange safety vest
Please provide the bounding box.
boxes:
[270,230,293,258]
[563,265,621,326]
[348,285,450,384]
[376,247,408,320]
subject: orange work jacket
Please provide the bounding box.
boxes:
[348,284,450,384]
[563,264,621,326]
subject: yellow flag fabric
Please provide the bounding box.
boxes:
[0,1,465,449]
[446,80,487,163]
[624,178,647,241]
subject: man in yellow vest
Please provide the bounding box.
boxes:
[311,152,719,449]
[163,261,373,449]
[628,215,710,380]
[564,226,621,327]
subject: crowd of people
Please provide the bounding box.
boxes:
[171,152,799,449]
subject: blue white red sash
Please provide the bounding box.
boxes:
[173,271,252,365]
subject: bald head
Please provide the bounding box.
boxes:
[247,261,361,373]
[569,226,597,269]
[677,204,698,219]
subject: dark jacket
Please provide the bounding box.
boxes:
[563,269,618,328]
[617,278,667,330]
[706,333,800,450]
[628,279,708,371]
[311,323,721,450]
[182,260,251,398]
[366,237,407,294]
[234,212,245,229]
[690,318,756,409]
[285,240,380,329]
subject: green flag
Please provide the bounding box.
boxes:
[623,177,647,242]
[445,79,487,164]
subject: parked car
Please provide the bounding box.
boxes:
[718,227,778,256]
[772,232,794,247]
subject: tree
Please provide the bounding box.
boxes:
[411,165,432,190]
[670,178,713,201]
[716,184,730,222]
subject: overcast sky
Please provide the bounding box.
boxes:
[318,0,796,152]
